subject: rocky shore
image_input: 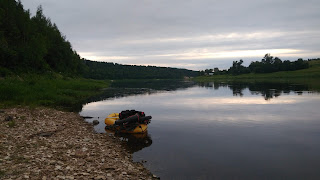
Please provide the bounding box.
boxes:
[0,107,155,180]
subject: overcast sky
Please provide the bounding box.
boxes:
[21,0,320,70]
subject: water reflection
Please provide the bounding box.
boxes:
[198,81,312,100]
[105,128,153,153]
[81,80,320,180]
[77,80,195,112]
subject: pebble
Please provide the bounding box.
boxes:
[95,175,105,180]
[55,165,62,170]
[5,116,13,121]
[92,120,100,125]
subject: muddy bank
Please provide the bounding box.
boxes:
[0,107,155,180]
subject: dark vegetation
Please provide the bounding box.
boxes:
[200,54,314,76]
[0,0,197,79]
[0,0,83,76]
[198,80,319,100]
[196,59,320,81]
[82,60,197,79]
[0,74,110,111]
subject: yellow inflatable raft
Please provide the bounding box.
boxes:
[105,112,151,134]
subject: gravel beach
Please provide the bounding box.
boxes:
[0,107,155,180]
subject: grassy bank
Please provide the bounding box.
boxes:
[195,60,320,81]
[0,74,110,111]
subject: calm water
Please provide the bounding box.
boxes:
[80,81,320,180]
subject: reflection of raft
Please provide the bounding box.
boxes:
[105,110,152,134]
[105,127,153,153]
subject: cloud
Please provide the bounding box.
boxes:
[21,0,320,70]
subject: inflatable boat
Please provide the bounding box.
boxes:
[105,110,152,134]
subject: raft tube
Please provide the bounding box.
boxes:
[105,113,151,134]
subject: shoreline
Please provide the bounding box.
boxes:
[0,107,155,179]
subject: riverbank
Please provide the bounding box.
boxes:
[195,60,320,81]
[0,107,155,179]
[0,74,110,111]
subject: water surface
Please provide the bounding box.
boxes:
[80,81,320,180]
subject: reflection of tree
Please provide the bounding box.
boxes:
[75,80,196,112]
[199,81,310,100]
[227,82,247,97]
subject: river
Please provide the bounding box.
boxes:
[80,80,320,180]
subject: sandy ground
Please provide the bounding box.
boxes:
[0,107,156,180]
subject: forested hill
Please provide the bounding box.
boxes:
[0,0,83,75]
[82,60,198,79]
[0,0,198,79]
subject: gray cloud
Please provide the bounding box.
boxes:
[21,0,320,70]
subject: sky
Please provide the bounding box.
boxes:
[21,0,320,70]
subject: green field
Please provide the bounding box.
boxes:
[195,60,320,80]
[194,60,320,91]
[0,74,110,111]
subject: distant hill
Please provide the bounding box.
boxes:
[82,60,198,79]
[0,0,198,79]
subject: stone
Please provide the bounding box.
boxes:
[74,150,86,158]
[55,165,62,170]
[65,176,74,180]
[92,120,99,125]
[38,132,54,137]
[153,174,160,179]
[94,175,105,180]
[5,116,13,121]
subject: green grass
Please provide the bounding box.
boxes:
[7,120,16,128]
[0,170,5,177]
[195,60,320,81]
[0,74,110,111]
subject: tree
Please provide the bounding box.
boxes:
[228,59,249,75]
[214,67,219,75]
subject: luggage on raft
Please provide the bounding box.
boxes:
[105,110,152,134]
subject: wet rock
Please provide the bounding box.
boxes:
[92,120,99,125]
[65,176,74,180]
[153,174,160,179]
[81,116,94,119]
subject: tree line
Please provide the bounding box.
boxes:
[200,54,313,76]
[0,0,198,79]
[82,60,198,79]
[0,0,83,75]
